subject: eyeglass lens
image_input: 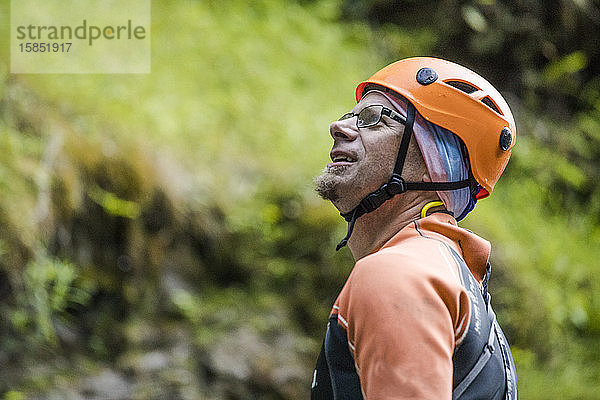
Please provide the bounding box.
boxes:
[357,105,382,128]
[338,105,384,128]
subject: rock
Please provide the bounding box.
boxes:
[79,369,131,400]
[204,326,311,398]
[135,351,171,374]
[207,327,266,381]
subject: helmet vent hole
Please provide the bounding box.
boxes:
[481,96,502,115]
[445,80,478,94]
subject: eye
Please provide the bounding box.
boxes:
[338,112,355,121]
[357,105,382,127]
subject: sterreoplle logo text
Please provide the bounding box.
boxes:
[11,0,150,73]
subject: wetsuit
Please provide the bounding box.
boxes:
[311,213,518,399]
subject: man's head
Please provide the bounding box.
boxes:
[315,91,429,214]
[316,57,516,250]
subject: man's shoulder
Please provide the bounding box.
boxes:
[358,233,451,267]
[337,232,467,325]
[351,234,461,286]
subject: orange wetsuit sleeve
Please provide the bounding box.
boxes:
[335,241,470,399]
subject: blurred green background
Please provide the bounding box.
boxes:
[1,0,600,398]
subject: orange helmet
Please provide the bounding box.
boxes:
[355,57,516,197]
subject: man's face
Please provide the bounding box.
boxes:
[314,92,406,213]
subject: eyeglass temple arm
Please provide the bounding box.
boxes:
[382,108,407,125]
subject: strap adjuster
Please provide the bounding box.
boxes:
[385,174,406,196]
[356,175,407,214]
[361,189,388,212]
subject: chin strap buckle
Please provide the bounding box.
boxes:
[362,175,406,211]
[337,175,407,251]
[385,174,406,195]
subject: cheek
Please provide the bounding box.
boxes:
[352,136,401,194]
[366,135,401,173]
[400,139,429,181]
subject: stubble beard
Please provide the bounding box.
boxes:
[314,164,351,202]
[314,152,399,212]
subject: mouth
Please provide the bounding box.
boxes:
[328,151,358,167]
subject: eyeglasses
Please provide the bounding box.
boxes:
[338,104,406,129]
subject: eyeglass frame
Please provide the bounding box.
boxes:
[338,104,407,129]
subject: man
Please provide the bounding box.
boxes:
[312,57,518,399]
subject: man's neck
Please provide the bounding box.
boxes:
[346,194,442,260]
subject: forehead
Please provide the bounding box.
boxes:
[353,91,395,112]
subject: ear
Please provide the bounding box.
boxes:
[422,167,432,183]
[403,138,429,182]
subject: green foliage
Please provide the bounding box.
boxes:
[7,0,382,190]
[543,51,588,83]
[88,185,141,219]
[14,256,91,344]
[2,392,26,400]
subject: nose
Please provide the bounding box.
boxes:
[329,118,359,141]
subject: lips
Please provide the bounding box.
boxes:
[328,150,358,167]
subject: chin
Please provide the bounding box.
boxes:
[314,170,340,201]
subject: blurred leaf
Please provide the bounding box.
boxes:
[88,185,141,219]
[462,5,488,32]
[19,256,91,344]
[543,51,588,83]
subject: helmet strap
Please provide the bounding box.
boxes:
[335,103,471,251]
[393,101,417,176]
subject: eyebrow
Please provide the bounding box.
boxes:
[353,102,389,112]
